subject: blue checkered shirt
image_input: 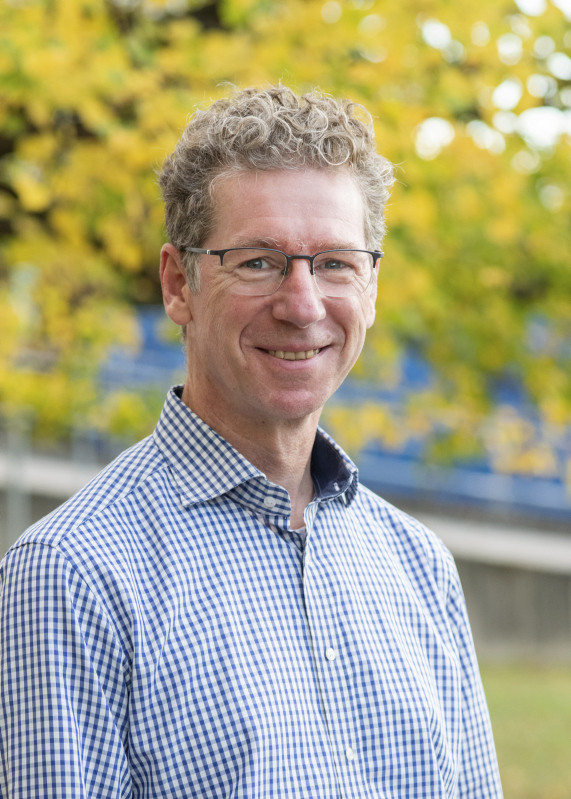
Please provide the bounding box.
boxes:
[1,387,502,797]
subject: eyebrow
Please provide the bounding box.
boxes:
[230,238,363,252]
[231,237,281,249]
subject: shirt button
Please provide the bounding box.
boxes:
[325,647,336,661]
[263,496,277,508]
[345,747,355,762]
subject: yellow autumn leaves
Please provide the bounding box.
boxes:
[0,0,569,489]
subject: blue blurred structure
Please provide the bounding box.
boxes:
[356,439,571,524]
[331,348,571,525]
[100,306,187,389]
[101,307,571,525]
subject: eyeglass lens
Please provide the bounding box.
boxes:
[220,249,374,297]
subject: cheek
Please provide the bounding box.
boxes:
[188,288,229,339]
[206,303,250,372]
[346,295,376,340]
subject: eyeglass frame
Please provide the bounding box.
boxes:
[179,246,384,296]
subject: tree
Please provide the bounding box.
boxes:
[0,0,569,485]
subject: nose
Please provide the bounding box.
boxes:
[270,258,326,328]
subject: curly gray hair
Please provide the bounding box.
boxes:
[158,85,394,291]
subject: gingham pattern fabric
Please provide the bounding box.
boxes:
[0,387,502,798]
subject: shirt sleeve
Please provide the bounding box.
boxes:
[0,542,132,798]
[445,558,503,798]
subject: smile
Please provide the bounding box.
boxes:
[267,348,321,361]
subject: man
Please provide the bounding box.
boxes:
[0,85,502,797]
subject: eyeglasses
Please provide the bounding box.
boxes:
[180,246,383,298]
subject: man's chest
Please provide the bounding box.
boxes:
[122,518,460,798]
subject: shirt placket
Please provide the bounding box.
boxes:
[301,500,367,799]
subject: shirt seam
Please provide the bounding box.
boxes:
[7,539,132,684]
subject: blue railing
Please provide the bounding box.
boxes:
[100,307,571,523]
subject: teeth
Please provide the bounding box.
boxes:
[268,349,321,360]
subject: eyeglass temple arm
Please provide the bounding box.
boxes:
[181,247,218,255]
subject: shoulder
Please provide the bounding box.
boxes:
[8,433,169,564]
[352,483,458,591]
[1,435,175,651]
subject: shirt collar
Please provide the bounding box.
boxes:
[153,386,359,510]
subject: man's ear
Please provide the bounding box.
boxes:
[364,264,378,329]
[160,243,193,326]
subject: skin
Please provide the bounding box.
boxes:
[160,167,377,527]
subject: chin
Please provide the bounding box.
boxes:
[261,396,325,424]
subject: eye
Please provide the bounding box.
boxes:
[319,258,353,271]
[239,257,272,271]
[234,253,285,272]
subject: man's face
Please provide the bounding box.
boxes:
[164,168,377,435]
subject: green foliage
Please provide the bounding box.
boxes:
[0,0,569,482]
[481,663,571,798]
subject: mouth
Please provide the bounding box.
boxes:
[266,348,321,361]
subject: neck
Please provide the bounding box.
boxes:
[245,431,315,529]
[181,385,318,528]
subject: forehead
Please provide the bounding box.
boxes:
[207,168,366,250]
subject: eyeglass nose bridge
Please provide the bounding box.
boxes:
[275,253,321,293]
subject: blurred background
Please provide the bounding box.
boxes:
[1,0,570,794]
